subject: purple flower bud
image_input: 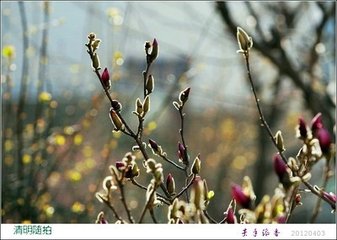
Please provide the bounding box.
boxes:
[273,154,287,181]
[101,68,111,90]
[322,191,336,203]
[311,113,323,132]
[149,139,159,152]
[231,183,251,209]
[166,173,175,195]
[315,127,332,154]
[298,117,307,139]
[115,161,126,171]
[177,142,188,165]
[225,207,236,224]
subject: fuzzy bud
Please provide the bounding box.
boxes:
[191,154,201,174]
[179,87,191,105]
[315,127,331,154]
[92,39,101,52]
[115,161,126,171]
[109,108,123,131]
[273,154,287,181]
[92,53,100,69]
[177,142,188,165]
[101,68,111,90]
[143,95,150,116]
[236,27,253,53]
[275,130,285,152]
[148,38,159,63]
[224,207,236,224]
[166,173,176,195]
[231,184,251,209]
[146,75,154,94]
[135,98,143,116]
[298,117,308,139]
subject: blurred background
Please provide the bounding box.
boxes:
[1,1,335,223]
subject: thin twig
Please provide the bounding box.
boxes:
[161,154,185,171]
[138,187,156,223]
[149,209,158,223]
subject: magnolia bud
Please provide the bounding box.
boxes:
[115,161,126,171]
[297,117,308,139]
[143,95,150,116]
[191,154,201,174]
[224,207,236,224]
[179,87,191,105]
[315,127,331,154]
[149,139,159,152]
[92,39,101,52]
[275,130,285,152]
[109,108,123,131]
[166,173,176,195]
[148,38,158,63]
[231,183,251,209]
[177,142,188,165]
[146,75,154,94]
[135,98,143,116]
[236,27,253,53]
[92,53,100,69]
[101,68,111,90]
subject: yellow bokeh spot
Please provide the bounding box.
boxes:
[207,190,215,200]
[231,155,247,170]
[147,121,157,131]
[107,7,120,18]
[82,145,93,157]
[67,170,82,182]
[39,91,52,103]
[4,140,13,151]
[22,154,32,165]
[55,134,66,146]
[43,204,55,218]
[2,45,16,59]
[64,126,75,135]
[71,201,85,213]
[74,134,83,145]
[113,51,124,66]
[22,220,32,224]
[85,158,95,170]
